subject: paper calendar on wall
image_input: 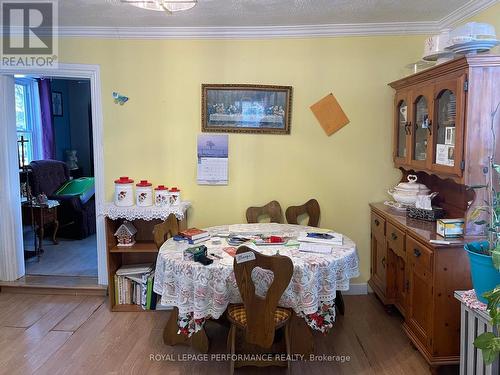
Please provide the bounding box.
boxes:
[197,134,228,185]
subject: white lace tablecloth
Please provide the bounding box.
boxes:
[153,223,359,335]
[100,201,190,221]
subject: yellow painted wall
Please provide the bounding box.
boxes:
[58,35,426,283]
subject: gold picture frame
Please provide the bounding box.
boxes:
[201,84,292,134]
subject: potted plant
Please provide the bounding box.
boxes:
[465,102,500,303]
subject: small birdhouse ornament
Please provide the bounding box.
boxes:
[114,221,138,247]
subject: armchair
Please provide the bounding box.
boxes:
[29,160,96,239]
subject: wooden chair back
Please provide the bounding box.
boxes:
[245,200,283,224]
[285,198,321,227]
[152,214,179,249]
[233,246,293,348]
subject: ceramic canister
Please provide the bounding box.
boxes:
[136,180,153,207]
[114,177,134,207]
[154,185,169,207]
[169,187,181,206]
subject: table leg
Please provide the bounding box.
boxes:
[38,208,44,254]
[336,291,345,315]
[289,312,314,356]
[163,307,209,353]
[52,219,59,244]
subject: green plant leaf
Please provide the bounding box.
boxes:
[475,332,496,349]
[484,347,499,365]
[469,208,488,221]
[493,250,500,272]
[493,164,500,174]
[469,185,488,189]
[483,286,500,326]
[474,333,500,364]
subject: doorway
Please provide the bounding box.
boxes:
[0,64,107,285]
[19,77,97,277]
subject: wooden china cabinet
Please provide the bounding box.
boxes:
[370,55,500,373]
[390,55,500,187]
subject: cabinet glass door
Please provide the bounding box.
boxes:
[413,95,430,162]
[434,89,456,167]
[396,100,408,159]
[431,74,465,177]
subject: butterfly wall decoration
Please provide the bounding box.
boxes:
[113,92,129,105]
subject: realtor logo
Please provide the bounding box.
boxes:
[1,0,58,68]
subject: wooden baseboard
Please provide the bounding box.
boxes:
[0,286,106,296]
[0,275,107,296]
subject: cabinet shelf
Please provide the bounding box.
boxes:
[105,215,188,313]
[109,241,158,253]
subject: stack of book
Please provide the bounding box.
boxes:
[179,228,211,244]
[114,263,157,310]
[297,231,343,254]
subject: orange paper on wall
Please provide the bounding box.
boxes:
[310,93,350,136]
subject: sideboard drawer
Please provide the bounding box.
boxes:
[407,236,433,273]
[371,212,385,240]
[387,222,405,257]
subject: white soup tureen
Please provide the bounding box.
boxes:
[388,175,430,206]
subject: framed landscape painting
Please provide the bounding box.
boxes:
[202,84,292,134]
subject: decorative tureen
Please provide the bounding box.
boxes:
[387,175,430,206]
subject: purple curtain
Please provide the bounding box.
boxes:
[38,79,55,159]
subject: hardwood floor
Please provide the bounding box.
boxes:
[0,292,456,375]
[23,227,97,277]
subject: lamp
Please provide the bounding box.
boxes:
[127,0,197,13]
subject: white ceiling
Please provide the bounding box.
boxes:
[62,0,471,27]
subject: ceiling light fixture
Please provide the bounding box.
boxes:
[124,0,197,13]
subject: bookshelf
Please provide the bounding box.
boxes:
[105,213,187,312]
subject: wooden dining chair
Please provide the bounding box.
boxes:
[245,200,283,224]
[227,246,293,374]
[152,214,179,249]
[285,198,321,227]
[285,198,345,316]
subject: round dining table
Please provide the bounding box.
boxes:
[153,223,360,350]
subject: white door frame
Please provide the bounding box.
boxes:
[0,63,107,285]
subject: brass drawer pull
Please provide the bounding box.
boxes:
[391,233,398,240]
[374,219,380,226]
[414,248,421,257]
[382,257,386,268]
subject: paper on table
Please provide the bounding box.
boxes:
[297,231,343,245]
[298,242,332,254]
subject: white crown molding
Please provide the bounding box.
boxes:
[439,0,499,29]
[2,0,499,39]
[58,22,440,39]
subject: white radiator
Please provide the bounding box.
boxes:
[456,291,500,375]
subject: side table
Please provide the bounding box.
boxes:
[22,200,60,258]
